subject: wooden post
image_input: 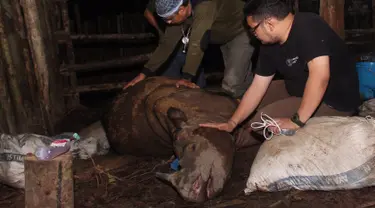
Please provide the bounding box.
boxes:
[24,153,74,208]
[22,0,66,135]
[0,0,48,134]
[320,0,345,39]
[0,54,16,133]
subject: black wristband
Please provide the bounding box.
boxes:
[290,113,306,127]
[182,72,194,81]
[141,67,155,77]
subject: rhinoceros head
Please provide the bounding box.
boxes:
[155,107,235,203]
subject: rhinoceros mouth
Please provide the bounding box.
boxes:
[190,170,215,202]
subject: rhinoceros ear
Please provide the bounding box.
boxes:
[167,107,188,129]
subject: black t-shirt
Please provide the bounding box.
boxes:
[256,12,361,112]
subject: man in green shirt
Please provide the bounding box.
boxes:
[124,0,255,99]
[142,0,206,87]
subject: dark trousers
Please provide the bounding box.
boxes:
[162,50,206,88]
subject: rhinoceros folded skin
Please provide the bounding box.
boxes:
[102,77,239,202]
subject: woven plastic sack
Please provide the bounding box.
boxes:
[245,116,375,194]
[0,121,109,189]
[359,98,375,118]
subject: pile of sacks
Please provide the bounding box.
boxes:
[245,99,375,194]
[0,121,109,189]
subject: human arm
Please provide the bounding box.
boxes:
[178,1,217,82]
[199,74,274,132]
[144,8,164,36]
[273,56,330,130]
[142,25,182,76]
[298,56,330,122]
[123,25,181,90]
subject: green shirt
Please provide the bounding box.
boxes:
[143,0,247,77]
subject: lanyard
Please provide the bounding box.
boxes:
[181,25,192,53]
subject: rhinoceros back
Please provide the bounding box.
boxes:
[102,77,237,156]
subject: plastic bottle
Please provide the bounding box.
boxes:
[34,133,80,160]
[34,141,72,160]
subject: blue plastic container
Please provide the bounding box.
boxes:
[356,62,375,100]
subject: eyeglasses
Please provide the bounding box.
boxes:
[250,20,263,34]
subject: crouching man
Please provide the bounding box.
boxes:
[200,0,361,148]
[124,0,256,99]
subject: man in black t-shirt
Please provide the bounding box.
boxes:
[200,0,361,148]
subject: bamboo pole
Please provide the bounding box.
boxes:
[0,52,16,134]
[60,0,79,109]
[13,0,40,109]
[320,0,345,39]
[0,1,31,133]
[60,53,152,73]
[22,0,65,135]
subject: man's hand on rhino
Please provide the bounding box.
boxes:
[123,73,146,90]
[176,79,200,89]
[199,119,237,132]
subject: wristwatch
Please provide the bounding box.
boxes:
[290,113,305,127]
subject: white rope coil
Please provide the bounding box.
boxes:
[250,112,296,140]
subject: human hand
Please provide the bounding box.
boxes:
[199,120,237,132]
[268,117,300,134]
[175,79,199,89]
[123,73,146,90]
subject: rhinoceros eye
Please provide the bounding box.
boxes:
[187,144,196,152]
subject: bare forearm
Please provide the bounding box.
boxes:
[144,10,162,32]
[297,75,329,123]
[230,75,273,125]
[297,56,330,123]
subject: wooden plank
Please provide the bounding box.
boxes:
[60,53,152,73]
[64,82,127,94]
[345,29,375,33]
[60,0,80,108]
[55,32,156,43]
[320,0,345,39]
[345,40,375,45]
[62,72,225,94]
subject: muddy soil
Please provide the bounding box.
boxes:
[1,96,375,208]
[1,145,375,208]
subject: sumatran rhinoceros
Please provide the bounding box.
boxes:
[102,77,249,203]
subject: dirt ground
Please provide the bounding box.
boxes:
[1,96,375,208]
[1,145,375,208]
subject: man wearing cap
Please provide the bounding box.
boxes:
[200,0,361,148]
[141,0,207,88]
[124,0,256,99]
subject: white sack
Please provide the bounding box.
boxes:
[71,121,110,159]
[0,120,110,189]
[0,134,52,188]
[245,116,375,195]
[359,98,375,117]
